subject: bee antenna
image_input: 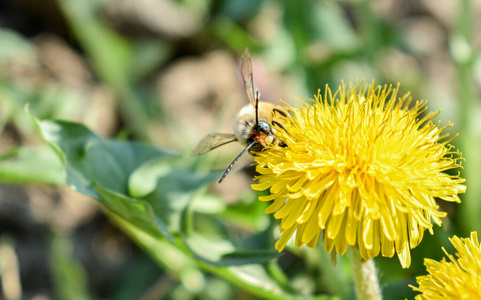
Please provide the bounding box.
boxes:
[218,141,256,183]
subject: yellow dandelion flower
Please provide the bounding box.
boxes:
[252,81,466,268]
[410,232,481,299]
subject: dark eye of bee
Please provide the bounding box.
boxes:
[258,121,271,133]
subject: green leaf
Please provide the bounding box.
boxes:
[32,117,174,240]
[128,158,176,198]
[33,118,170,198]
[203,263,339,300]
[184,223,281,266]
[185,232,280,266]
[142,168,221,232]
[185,233,235,263]
[0,146,65,185]
[227,265,288,296]
[214,251,281,266]
[32,116,225,242]
[190,193,226,214]
[95,184,173,242]
[219,193,270,231]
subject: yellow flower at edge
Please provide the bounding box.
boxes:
[410,232,481,299]
[252,81,466,268]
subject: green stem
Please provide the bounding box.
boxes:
[453,0,481,235]
[109,211,338,300]
[349,247,381,300]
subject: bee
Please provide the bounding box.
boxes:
[192,48,288,183]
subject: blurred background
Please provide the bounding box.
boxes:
[0,0,480,299]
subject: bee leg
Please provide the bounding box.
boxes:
[273,108,289,118]
[272,120,289,135]
[271,120,289,148]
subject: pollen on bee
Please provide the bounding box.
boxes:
[265,135,275,145]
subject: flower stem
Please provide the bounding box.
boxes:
[349,247,382,300]
[455,0,480,236]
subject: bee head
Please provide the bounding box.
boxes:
[258,120,271,133]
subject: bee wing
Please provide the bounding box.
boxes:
[192,133,238,156]
[241,48,256,108]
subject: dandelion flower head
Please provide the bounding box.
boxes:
[252,81,466,268]
[411,232,481,299]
